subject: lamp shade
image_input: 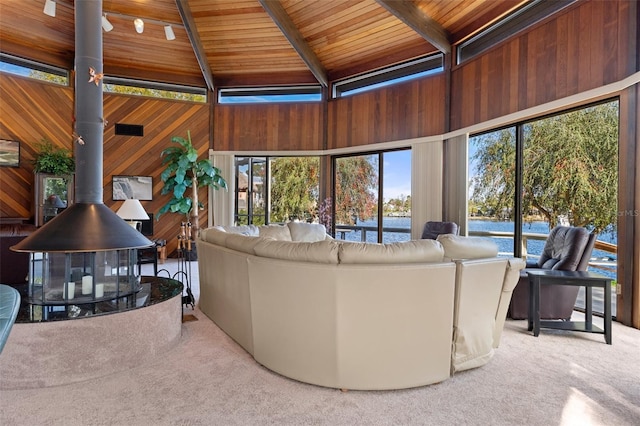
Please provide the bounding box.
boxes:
[116,199,149,221]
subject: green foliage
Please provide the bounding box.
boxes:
[158,131,227,224]
[471,102,619,233]
[103,84,205,102]
[384,195,411,215]
[32,139,75,175]
[28,70,68,86]
[335,155,378,225]
[269,157,319,222]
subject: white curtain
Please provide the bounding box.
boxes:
[410,140,443,240]
[443,134,469,235]
[209,152,235,227]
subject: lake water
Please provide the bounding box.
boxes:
[339,217,617,279]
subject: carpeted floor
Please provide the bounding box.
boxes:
[1,259,639,426]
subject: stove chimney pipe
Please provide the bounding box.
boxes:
[75,0,104,204]
[11,0,152,253]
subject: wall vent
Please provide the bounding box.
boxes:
[115,123,144,136]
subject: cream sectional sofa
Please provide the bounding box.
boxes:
[196,222,524,390]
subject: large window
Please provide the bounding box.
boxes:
[332,55,442,98]
[468,100,619,315]
[234,156,320,226]
[103,76,206,102]
[219,86,322,104]
[333,149,411,243]
[0,53,68,85]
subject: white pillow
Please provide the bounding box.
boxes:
[436,234,498,259]
[338,239,444,264]
[254,239,339,264]
[287,222,327,242]
[222,225,259,236]
[259,224,292,241]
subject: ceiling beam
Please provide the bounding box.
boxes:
[174,0,215,92]
[258,0,328,87]
[376,0,451,55]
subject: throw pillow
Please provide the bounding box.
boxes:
[259,224,292,241]
[287,222,327,242]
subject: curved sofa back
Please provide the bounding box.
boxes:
[196,225,524,389]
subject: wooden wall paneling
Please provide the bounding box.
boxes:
[0,74,73,219]
[327,74,446,150]
[450,0,634,131]
[617,84,639,327]
[102,94,211,257]
[214,103,324,152]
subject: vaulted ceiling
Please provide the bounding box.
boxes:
[0,0,526,89]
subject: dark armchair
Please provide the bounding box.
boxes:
[421,221,459,240]
[508,226,596,320]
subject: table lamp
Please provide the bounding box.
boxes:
[116,199,149,231]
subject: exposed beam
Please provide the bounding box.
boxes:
[175,0,215,92]
[258,0,328,87]
[376,0,451,55]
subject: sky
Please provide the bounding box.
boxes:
[382,150,412,202]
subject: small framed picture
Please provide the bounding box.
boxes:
[0,140,20,167]
[112,175,153,201]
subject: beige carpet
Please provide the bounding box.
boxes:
[1,260,638,425]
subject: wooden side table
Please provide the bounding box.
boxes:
[527,270,612,344]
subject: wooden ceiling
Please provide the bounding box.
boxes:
[0,0,526,89]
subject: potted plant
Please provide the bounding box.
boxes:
[32,139,76,225]
[32,139,75,175]
[158,131,227,257]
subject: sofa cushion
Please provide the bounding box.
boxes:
[201,227,229,246]
[436,234,498,260]
[254,239,339,264]
[286,222,327,242]
[224,234,262,255]
[338,239,444,264]
[259,224,292,241]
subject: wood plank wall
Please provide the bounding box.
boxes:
[0,75,73,219]
[103,94,210,256]
[450,0,636,130]
[327,74,447,149]
[0,73,209,257]
[214,102,324,151]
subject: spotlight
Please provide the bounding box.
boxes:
[134,18,144,34]
[43,0,56,17]
[164,25,175,41]
[102,15,113,32]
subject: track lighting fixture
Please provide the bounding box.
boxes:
[164,25,175,41]
[43,0,56,17]
[102,14,113,32]
[134,18,144,34]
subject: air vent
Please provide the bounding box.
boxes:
[115,123,144,136]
